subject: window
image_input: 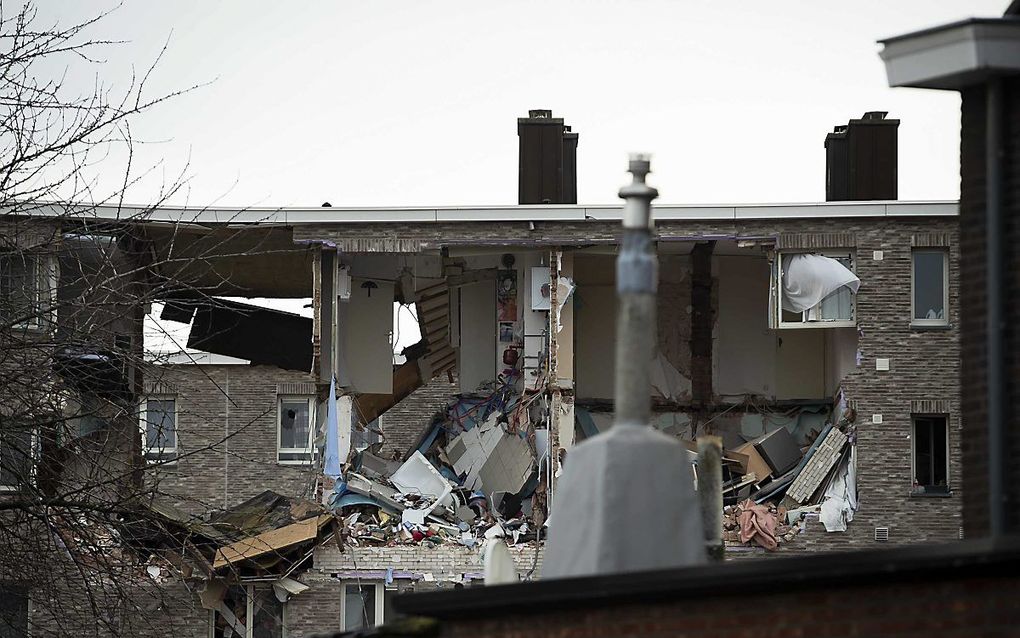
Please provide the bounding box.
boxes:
[0,252,45,329]
[912,249,948,325]
[353,417,383,452]
[0,427,32,491]
[0,584,29,638]
[771,251,858,329]
[278,397,313,464]
[340,583,400,632]
[211,585,284,638]
[912,415,949,494]
[142,397,177,462]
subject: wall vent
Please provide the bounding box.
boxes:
[874,527,890,542]
[959,526,964,540]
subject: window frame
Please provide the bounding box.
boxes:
[339,582,393,632]
[910,248,949,327]
[277,395,314,465]
[208,584,286,638]
[0,251,51,331]
[911,414,950,495]
[140,395,178,463]
[771,249,858,329]
[0,426,37,492]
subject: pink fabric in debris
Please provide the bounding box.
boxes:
[737,499,778,551]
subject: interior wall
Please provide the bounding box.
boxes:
[574,254,616,400]
[458,279,496,393]
[714,254,777,398]
[714,252,831,401]
[775,329,825,399]
[339,278,395,394]
[658,255,693,399]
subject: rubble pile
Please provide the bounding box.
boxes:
[705,396,859,551]
[331,378,549,550]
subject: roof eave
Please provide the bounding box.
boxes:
[879,17,1020,90]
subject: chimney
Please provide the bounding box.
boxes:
[824,111,899,201]
[518,109,579,204]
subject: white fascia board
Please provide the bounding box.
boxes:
[886,201,959,216]
[287,208,437,223]
[10,200,959,225]
[879,19,1020,89]
[654,206,736,220]
[735,202,887,219]
[435,206,585,222]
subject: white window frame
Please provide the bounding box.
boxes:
[771,250,858,329]
[277,395,314,465]
[140,396,177,463]
[910,414,950,494]
[0,251,52,331]
[910,248,949,327]
[339,582,392,632]
[208,584,287,638]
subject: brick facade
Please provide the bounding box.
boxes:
[160,214,963,546]
[959,78,1020,538]
[147,364,320,515]
[379,374,459,458]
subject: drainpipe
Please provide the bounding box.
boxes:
[985,77,1005,538]
[614,154,659,426]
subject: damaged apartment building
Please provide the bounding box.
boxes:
[0,110,961,636]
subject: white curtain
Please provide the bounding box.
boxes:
[781,254,860,314]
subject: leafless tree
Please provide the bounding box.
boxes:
[0,4,310,636]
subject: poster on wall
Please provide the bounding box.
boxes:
[497,270,518,322]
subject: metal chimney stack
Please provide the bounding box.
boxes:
[543,156,705,579]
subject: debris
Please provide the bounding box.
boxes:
[733,441,772,483]
[390,451,454,516]
[819,444,858,532]
[736,499,778,551]
[785,427,849,505]
[752,427,803,476]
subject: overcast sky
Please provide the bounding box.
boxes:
[35,1,1007,209]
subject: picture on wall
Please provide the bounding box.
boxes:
[497,270,518,322]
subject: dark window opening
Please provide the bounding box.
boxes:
[913,415,948,494]
[0,427,32,489]
[0,584,29,638]
[0,252,41,328]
